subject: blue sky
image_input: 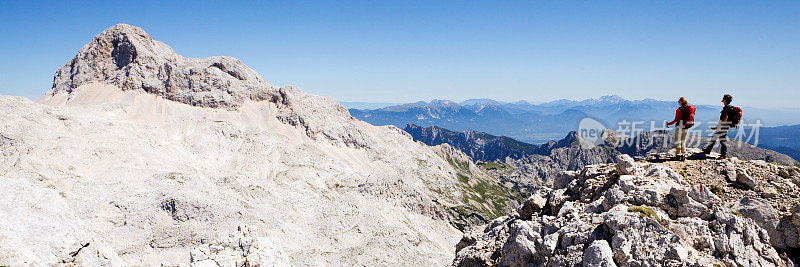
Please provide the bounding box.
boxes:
[0,1,798,108]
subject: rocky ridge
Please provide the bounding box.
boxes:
[453,154,800,266]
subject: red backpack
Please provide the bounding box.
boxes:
[729,106,743,127]
[680,104,696,128]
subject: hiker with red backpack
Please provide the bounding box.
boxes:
[703,94,742,159]
[666,97,695,161]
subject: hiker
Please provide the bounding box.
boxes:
[703,94,742,159]
[666,97,695,161]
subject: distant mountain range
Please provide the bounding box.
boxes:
[350,96,800,140]
[340,101,403,110]
[351,99,592,143]
[350,96,800,158]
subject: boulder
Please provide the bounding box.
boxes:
[760,187,778,198]
[643,163,682,180]
[721,162,737,182]
[667,187,708,218]
[518,194,548,220]
[548,189,569,215]
[582,240,616,267]
[189,248,207,262]
[668,217,715,252]
[736,170,757,189]
[602,188,626,211]
[778,168,791,178]
[554,170,578,190]
[617,175,637,193]
[666,244,688,262]
[499,220,538,267]
[615,154,636,175]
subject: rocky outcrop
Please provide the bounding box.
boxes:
[453,156,800,266]
[405,125,623,195]
[181,225,290,267]
[501,141,619,187]
[50,24,274,109]
[658,156,800,253]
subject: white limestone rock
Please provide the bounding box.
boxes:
[737,170,758,189]
[581,240,616,267]
[0,176,126,266]
[1,24,519,266]
[614,154,636,175]
[452,162,790,266]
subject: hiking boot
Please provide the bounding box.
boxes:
[702,146,713,154]
[680,155,686,161]
[718,155,727,160]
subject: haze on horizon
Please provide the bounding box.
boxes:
[0,1,798,109]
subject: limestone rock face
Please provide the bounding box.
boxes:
[736,197,787,251]
[50,24,274,109]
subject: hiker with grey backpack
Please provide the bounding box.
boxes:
[703,94,742,159]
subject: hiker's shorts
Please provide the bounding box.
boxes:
[674,127,688,151]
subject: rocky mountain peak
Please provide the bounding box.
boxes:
[428,99,461,109]
[44,24,379,148]
[95,24,151,68]
[49,23,274,109]
[596,94,626,103]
